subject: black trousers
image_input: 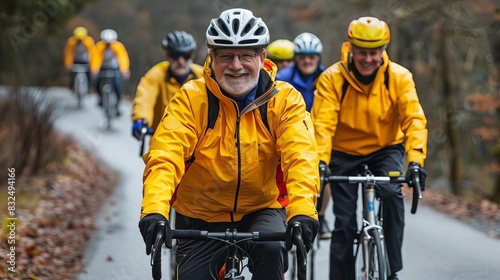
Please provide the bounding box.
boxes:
[175,208,288,280]
[329,144,405,280]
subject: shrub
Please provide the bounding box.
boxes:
[0,86,69,186]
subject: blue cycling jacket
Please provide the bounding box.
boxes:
[276,64,326,112]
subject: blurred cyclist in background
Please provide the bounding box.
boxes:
[131,30,203,140]
[64,26,94,90]
[267,39,294,70]
[90,29,130,116]
[311,16,428,280]
[276,32,332,240]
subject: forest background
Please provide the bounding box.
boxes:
[0,0,499,203]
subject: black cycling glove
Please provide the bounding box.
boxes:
[406,162,427,191]
[138,214,172,255]
[285,215,319,252]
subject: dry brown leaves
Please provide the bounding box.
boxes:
[0,143,117,279]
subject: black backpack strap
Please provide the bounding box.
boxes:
[384,66,389,90]
[341,79,349,103]
[259,104,268,132]
[188,87,218,165]
[207,87,219,130]
[257,87,278,133]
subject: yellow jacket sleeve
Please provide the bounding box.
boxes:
[90,42,104,74]
[140,87,198,220]
[111,41,130,74]
[274,82,320,221]
[311,65,343,164]
[391,65,428,166]
[132,62,167,125]
[64,37,76,68]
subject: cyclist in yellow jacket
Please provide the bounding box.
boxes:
[90,29,130,115]
[311,16,428,280]
[131,30,203,140]
[64,26,94,90]
[138,8,319,279]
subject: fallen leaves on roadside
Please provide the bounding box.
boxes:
[0,143,117,279]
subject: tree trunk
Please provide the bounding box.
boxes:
[440,23,462,195]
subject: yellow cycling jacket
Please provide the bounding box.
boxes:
[64,36,94,68]
[90,40,130,74]
[132,61,204,131]
[141,57,320,223]
[312,42,427,166]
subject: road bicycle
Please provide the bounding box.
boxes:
[98,70,118,130]
[71,64,89,109]
[150,221,307,280]
[324,164,422,280]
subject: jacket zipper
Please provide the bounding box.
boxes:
[233,116,241,216]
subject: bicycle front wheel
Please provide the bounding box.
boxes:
[367,230,387,280]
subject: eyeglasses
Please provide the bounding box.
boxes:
[168,51,192,60]
[214,51,260,63]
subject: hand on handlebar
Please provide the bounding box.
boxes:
[132,120,152,140]
[138,214,172,255]
[285,215,319,252]
[406,162,427,191]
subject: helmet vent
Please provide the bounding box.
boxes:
[239,39,258,44]
[232,19,240,36]
[216,18,230,37]
[254,26,265,36]
[208,27,218,36]
[241,18,256,37]
[214,39,233,45]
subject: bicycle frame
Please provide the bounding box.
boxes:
[151,222,307,280]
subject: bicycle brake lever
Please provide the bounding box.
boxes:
[412,169,423,199]
[151,220,165,266]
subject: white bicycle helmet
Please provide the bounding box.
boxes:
[206,8,269,48]
[162,30,197,52]
[294,32,323,54]
[100,29,118,43]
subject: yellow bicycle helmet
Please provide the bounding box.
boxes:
[73,27,88,40]
[347,16,390,48]
[267,39,294,61]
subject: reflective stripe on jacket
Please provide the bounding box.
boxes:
[141,57,320,222]
[64,36,94,68]
[132,61,204,131]
[90,41,130,74]
[311,42,427,166]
